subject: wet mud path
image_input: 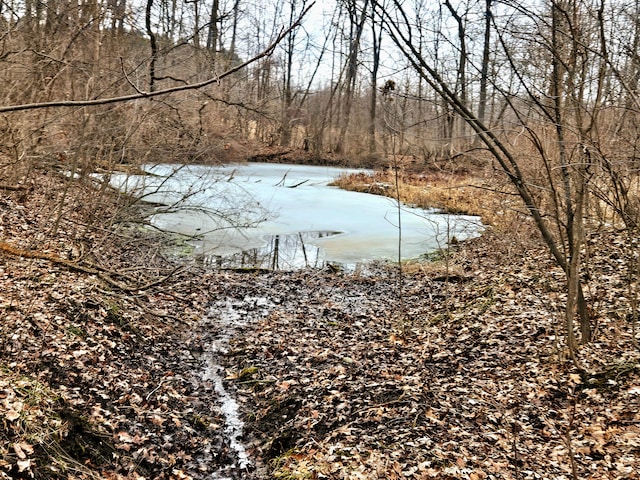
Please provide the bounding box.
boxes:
[194,295,276,479]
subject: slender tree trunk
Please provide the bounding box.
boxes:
[444,0,467,148]
[555,3,590,347]
[369,3,382,156]
[146,0,158,92]
[279,0,302,147]
[169,0,177,39]
[228,0,240,66]
[207,0,220,64]
[478,0,492,126]
[193,0,201,48]
[336,0,370,154]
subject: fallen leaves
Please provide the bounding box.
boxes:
[2,170,640,480]
[0,175,263,479]
[218,229,640,479]
[4,409,21,422]
[15,458,31,473]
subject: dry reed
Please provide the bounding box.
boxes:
[330,169,520,228]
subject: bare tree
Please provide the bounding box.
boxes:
[146,0,159,91]
[207,0,221,62]
[478,0,493,126]
[335,0,370,154]
[279,0,308,147]
[376,0,600,356]
[443,0,469,146]
[368,0,384,156]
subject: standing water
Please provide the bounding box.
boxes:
[110,163,482,268]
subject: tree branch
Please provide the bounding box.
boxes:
[0,3,314,114]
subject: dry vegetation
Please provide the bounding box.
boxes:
[330,163,520,228]
[0,170,262,479]
[2,1,640,479]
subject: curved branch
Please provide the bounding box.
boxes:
[0,3,314,114]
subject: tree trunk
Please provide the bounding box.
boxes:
[368,3,382,156]
[336,0,369,154]
[444,0,467,148]
[279,0,302,147]
[146,0,158,92]
[207,0,220,64]
[478,0,492,126]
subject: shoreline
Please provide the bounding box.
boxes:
[1,167,639,479]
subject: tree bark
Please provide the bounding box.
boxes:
[478,0,492,126]
[145,0,158,92]
[336,0,370,154]
[368,2,382,156]
[207,0,220,63]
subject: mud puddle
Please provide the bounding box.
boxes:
[196,296,275,479]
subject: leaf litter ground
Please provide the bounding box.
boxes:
[1,171,639,479]
[221,243,640,480]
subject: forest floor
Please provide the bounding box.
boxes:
[0,164,639,479]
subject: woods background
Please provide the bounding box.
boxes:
[3,0,638,168]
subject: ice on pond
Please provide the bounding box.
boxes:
[109,163,483,269]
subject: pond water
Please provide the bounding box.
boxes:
[111,163,482,269]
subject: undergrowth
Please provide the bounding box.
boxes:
[0,366,111,479]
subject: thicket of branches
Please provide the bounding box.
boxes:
[378,0,640,359]
[1,0,640,356]
[2,1,640,165]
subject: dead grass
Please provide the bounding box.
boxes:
[330,169,522,228]
[0,366,108,479]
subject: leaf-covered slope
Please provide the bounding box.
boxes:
[222,233,640,479]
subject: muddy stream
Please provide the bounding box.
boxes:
[195,295,275,478]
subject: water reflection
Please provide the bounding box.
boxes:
[109,163,483,268]
[195,231,341,270]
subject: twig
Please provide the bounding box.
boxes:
[135,265,184,291]
[0,241,180,293]
[234,379,278,386]
[286,179,309,188]
[274,170,290,187]
[560,396,580,480]
[120,57,144,95]
[146,378,166,400]
[0,184,29,191]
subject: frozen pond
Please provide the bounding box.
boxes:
[111,163,482,269]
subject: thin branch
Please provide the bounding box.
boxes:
[120,57,144,95]
[0,241,181,293]
[0,3,314,114]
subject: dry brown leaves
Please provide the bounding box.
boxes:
[222,230,640,479]
[0,174,261,479]
[1,171,639,480]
